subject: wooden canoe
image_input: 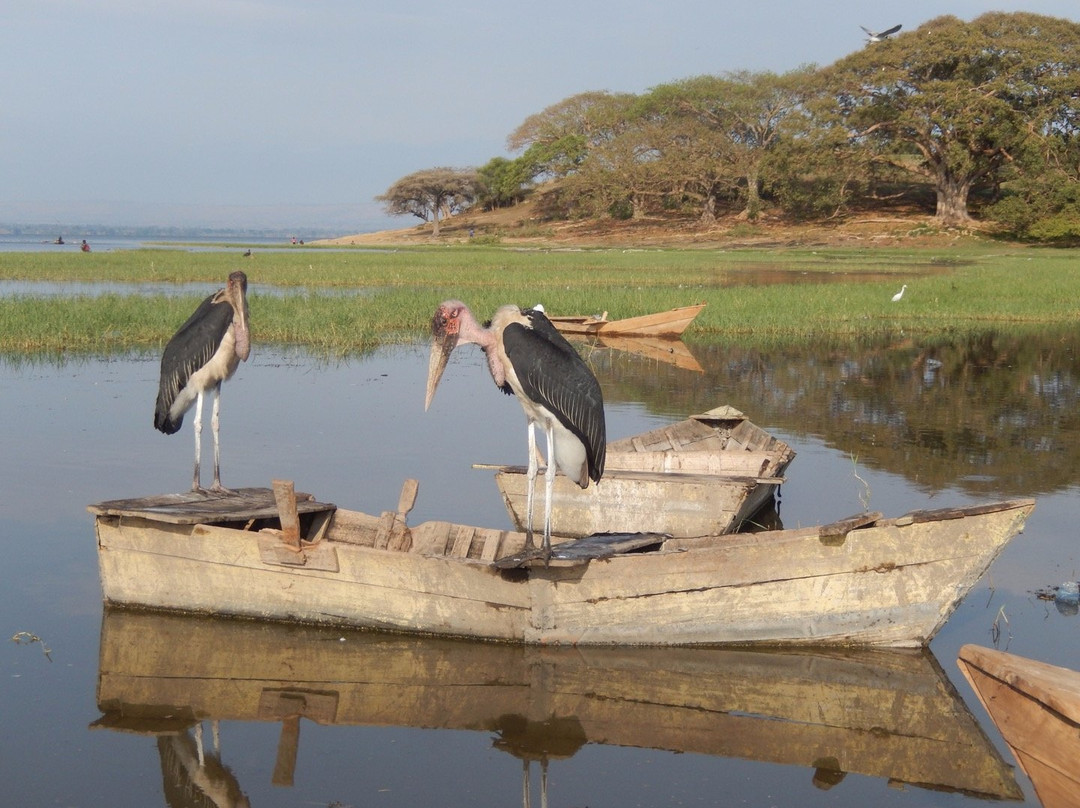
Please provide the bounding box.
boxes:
[958,645,1080,808]
[483,405,795,538]
[90,478,1034,647]
[547,303,704,337]
[90,608,1021,800]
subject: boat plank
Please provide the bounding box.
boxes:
[87,487,334,526]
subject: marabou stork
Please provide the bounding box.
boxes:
[154,271,251,493]
[425,301,606,558]
[861,24,901,43]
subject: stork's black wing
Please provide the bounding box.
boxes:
[880,23,902,36]
[503,310,606,481]
[153,294,234,433]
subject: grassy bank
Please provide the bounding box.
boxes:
[1,244,1077,355]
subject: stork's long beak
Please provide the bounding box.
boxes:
[425,331,456,411]
[227,271,251,361]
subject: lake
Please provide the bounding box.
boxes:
[2,329,1078,807]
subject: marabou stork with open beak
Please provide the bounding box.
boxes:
[154,271,251,493]
[425,301,606,558]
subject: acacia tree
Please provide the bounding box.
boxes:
[376,167,477,237]
[643,69,812,220]
[823,12,1080,226]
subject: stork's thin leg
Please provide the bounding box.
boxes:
[191,391,205,492]
[522,759,531,808]
[541,759,549,808]
[209,385,228,493]
[542,424,557,559]
[525,422,538,550]
[195,721,205,767]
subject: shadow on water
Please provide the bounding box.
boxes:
[91,609,1022,806]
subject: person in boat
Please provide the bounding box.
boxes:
[80,240,91,252]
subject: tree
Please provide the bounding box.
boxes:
[474,157,531,210]
[643,69,812,220]
[376,167,477,237]
[823,13,1080,226]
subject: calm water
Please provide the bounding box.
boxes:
[2,331,1078,807]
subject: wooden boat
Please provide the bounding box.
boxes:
[483,405,795,538]
[547,303,704,337]
[89,476,1034,647]
[91,608,1022,801]
[958,645,1080,808]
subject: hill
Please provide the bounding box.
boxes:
[316,199,995,250]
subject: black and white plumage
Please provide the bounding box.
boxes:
[425,300,606,557]
[861,24,901,43]
[154,270,250,493]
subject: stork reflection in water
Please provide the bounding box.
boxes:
[425,300,606,558]
[154,271,250,493]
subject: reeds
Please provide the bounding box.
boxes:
[2,243,1078,355]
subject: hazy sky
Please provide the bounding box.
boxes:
[3,1,1077,234]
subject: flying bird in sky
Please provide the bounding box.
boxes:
[861,24,902,43]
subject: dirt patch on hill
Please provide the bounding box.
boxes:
[317,200,995,250]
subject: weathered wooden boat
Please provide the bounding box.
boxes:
[547,303,704,337]
[92,608,1022,801]
[90,476,1034,647]
[483,405,796,538]
[958,645,1080,808]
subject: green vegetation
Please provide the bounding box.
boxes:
[2,245,1078,356]
[381,12,1080,241]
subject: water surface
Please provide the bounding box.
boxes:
[2,333,1077,807]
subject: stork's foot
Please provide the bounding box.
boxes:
[207,482,234,495]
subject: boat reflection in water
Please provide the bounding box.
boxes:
[91,608,1022,807]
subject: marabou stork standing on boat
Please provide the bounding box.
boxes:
[425,301,606,558]
[154,271,251,493]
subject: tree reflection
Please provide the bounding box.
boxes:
[593,326,1080,498]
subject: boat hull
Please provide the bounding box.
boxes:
[93,495,1034,647]
[490,405,795,538]
[958,645,1080,808]
[548,303,704,337]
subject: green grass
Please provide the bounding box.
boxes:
[2,243,1078,355]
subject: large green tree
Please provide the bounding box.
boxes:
[824,12,1080,226]
[644,69,813,220]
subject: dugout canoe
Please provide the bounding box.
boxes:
[958,645,1080,808]
[483,405,795,538]
[546,303,704,337]
[90,608,1021,801]
[89,478,1034,647]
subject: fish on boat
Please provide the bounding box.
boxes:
[90,607,1022,802]
[89,477,1034,647]
[958,644,1080,808]
[545,303,705,338]
[482,405,795,538]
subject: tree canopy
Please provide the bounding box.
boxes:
[377,12,1080,240]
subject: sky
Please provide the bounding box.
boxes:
[3,1,1078,235]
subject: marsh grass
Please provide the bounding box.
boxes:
[2,244,1078,354]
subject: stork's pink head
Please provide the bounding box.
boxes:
[425,301,466,411]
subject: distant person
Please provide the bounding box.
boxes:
[80,240,90,252]
[55,235,64,245]
[291,236,297,245]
